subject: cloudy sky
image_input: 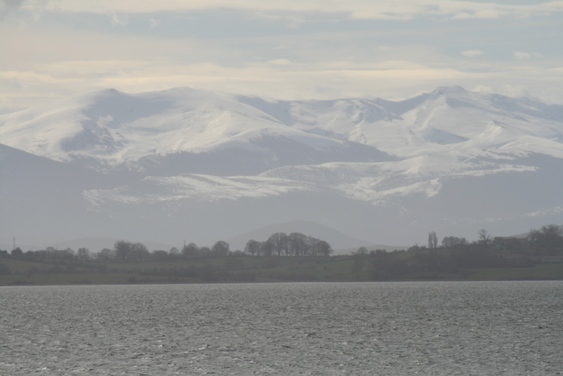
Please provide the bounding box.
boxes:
[1,0,562,112]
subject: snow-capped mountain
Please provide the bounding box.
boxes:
[1,86,562,249]
[0,88,391,175]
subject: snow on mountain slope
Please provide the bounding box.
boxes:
[0,88,389,173]
[260,157,535,204]
[238,86,563,163]
[83,173,313,208]
[81,150,538,213]
[333,87,563,159]
[2,86,561,173]
[2,86,563,247]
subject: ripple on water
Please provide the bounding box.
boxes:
[1,281,563,375]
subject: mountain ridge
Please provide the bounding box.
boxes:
[1,86,562,247]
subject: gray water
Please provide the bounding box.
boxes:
[1,282,562,375]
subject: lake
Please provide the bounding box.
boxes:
[1,282,562,375]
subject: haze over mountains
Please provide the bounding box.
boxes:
[1,86,562,251]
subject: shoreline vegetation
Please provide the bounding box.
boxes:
[2,227,563,286]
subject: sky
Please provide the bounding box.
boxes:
[1,0,562,112]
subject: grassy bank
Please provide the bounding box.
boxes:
[2,256,563,286]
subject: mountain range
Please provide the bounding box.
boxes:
[1,86,562,251]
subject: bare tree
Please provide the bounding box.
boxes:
[478,229,491,245]
[212,241,230,257]
[259,241,273,257]
[312,240,333,257]
[182,243,200,258]
[441,236,467,248]
[528,224,563,255]
[244,240,261,256]
[266,233,288,256]
[77,248,91,262]
[97,248,114,261]
[428,231,438,249]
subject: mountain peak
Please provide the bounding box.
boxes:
[431,86,469,96]
[2,86,563,248]
[81,88,124,101]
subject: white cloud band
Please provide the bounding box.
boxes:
[23,0,563,20]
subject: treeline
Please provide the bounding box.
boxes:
[0,242,229,265]
[0,232,332,266]
[359,225,563,281]
[244,233,332,257]
[2,225,561,283]
[424,225,563,258]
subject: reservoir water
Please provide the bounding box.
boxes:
[1,281,562,375]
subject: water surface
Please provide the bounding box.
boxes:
[1,282,562,375]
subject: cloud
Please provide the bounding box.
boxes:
[149,18,160,29]
[2,1,563,111]
[514,51,542,60]
[0,56,489,106]
[24,0,563,20]
[0,0,24,20]
[461,50,483,58]
[3,54,563,112]
[111,12,128,26]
